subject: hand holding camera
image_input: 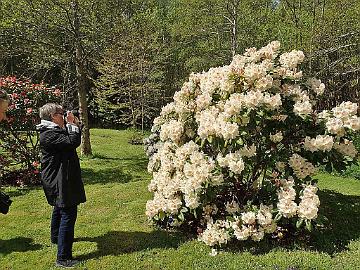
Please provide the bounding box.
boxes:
[65,111,80,126]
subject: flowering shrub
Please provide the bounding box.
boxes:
[0,77,61,186]
[144,41,360,247]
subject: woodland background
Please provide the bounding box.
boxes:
[0,0,358,132]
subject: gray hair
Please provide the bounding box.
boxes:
[39,103,63,121]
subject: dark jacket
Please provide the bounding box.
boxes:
[37,120,86,207]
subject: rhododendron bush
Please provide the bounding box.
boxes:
[144,41,359,247]
[0,77,61,186]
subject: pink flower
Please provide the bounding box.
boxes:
[32,161,39,167]
[53,89,61,96]
[26,108,33,114]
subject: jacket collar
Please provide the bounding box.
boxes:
[36,120,61,130]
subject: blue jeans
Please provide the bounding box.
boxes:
[51,206,78,260]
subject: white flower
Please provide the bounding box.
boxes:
[232,222,251,241]
[293,100,312,118]
[332,101,358,119]
[199,221,230,246]
[275,162,286,171]
[251,228,265,241]
[298,185,320,220]
[239,144,257,158]
[270,132,283,143]
[307,78,325,95]
[279,50,305,69]
[257,205,273,226]
[242,211,256,224]
[225,201,240,215]
[160,120,184,144]
[288,154,316,179]
[344,116,360,131]
[326,118,345,136]
[255,75,273,91]
[184,193,200,209]
[334,140,358,158]
[304,135,334,152]
[277,198,298,218]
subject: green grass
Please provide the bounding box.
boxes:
[1,128,360,269]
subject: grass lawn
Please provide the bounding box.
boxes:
[0,128,360,270]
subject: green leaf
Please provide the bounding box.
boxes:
[296,218,304,228]
[236,138,243,146]
[305,219,312,232]
[201,139,206,148]
[178,212,184,221]
[159,211,165,221]
[274,212,282,222]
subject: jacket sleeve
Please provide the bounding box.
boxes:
[43,126,81,151]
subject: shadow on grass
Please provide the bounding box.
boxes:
[82,167,134,185]
[81,156,149,185]
[223,189,360,256]
[1,186,42,199]
[0,237,42,255]
[313,189,360,254]
[76,230,188,260]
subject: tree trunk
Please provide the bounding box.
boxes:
[72,0,92,156]
[226,0,240,57]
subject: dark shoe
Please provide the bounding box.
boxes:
[51,238,58,244]
[55,259,79,268]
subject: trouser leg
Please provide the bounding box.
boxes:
[57,206,78,260]
[51,206,61,244]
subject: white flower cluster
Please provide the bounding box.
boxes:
[146,41,359,247]
[199,220,231,246]
[288,154,316,179]
[217,152,245,174]
[304,135,334,152]
[322,102,360,136]
[146,141,217,217]
[231,205,276,242]
[277,179,320,221]
[307,78,325,96]
[200,204,277,246]
[279,50,305,69]
[270,132,283,143]
[277,178,297,218]
[298,185,320,220]
[334,139,358,158]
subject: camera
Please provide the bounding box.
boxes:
[63,109,81,126]
[63,109,80,118]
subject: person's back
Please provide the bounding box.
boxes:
[38,122,85,207]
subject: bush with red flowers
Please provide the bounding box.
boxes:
[0,76,62,186]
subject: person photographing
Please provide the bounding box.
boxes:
[37,103,86,268]
[0,91,12,215]
[0,90,9,122]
